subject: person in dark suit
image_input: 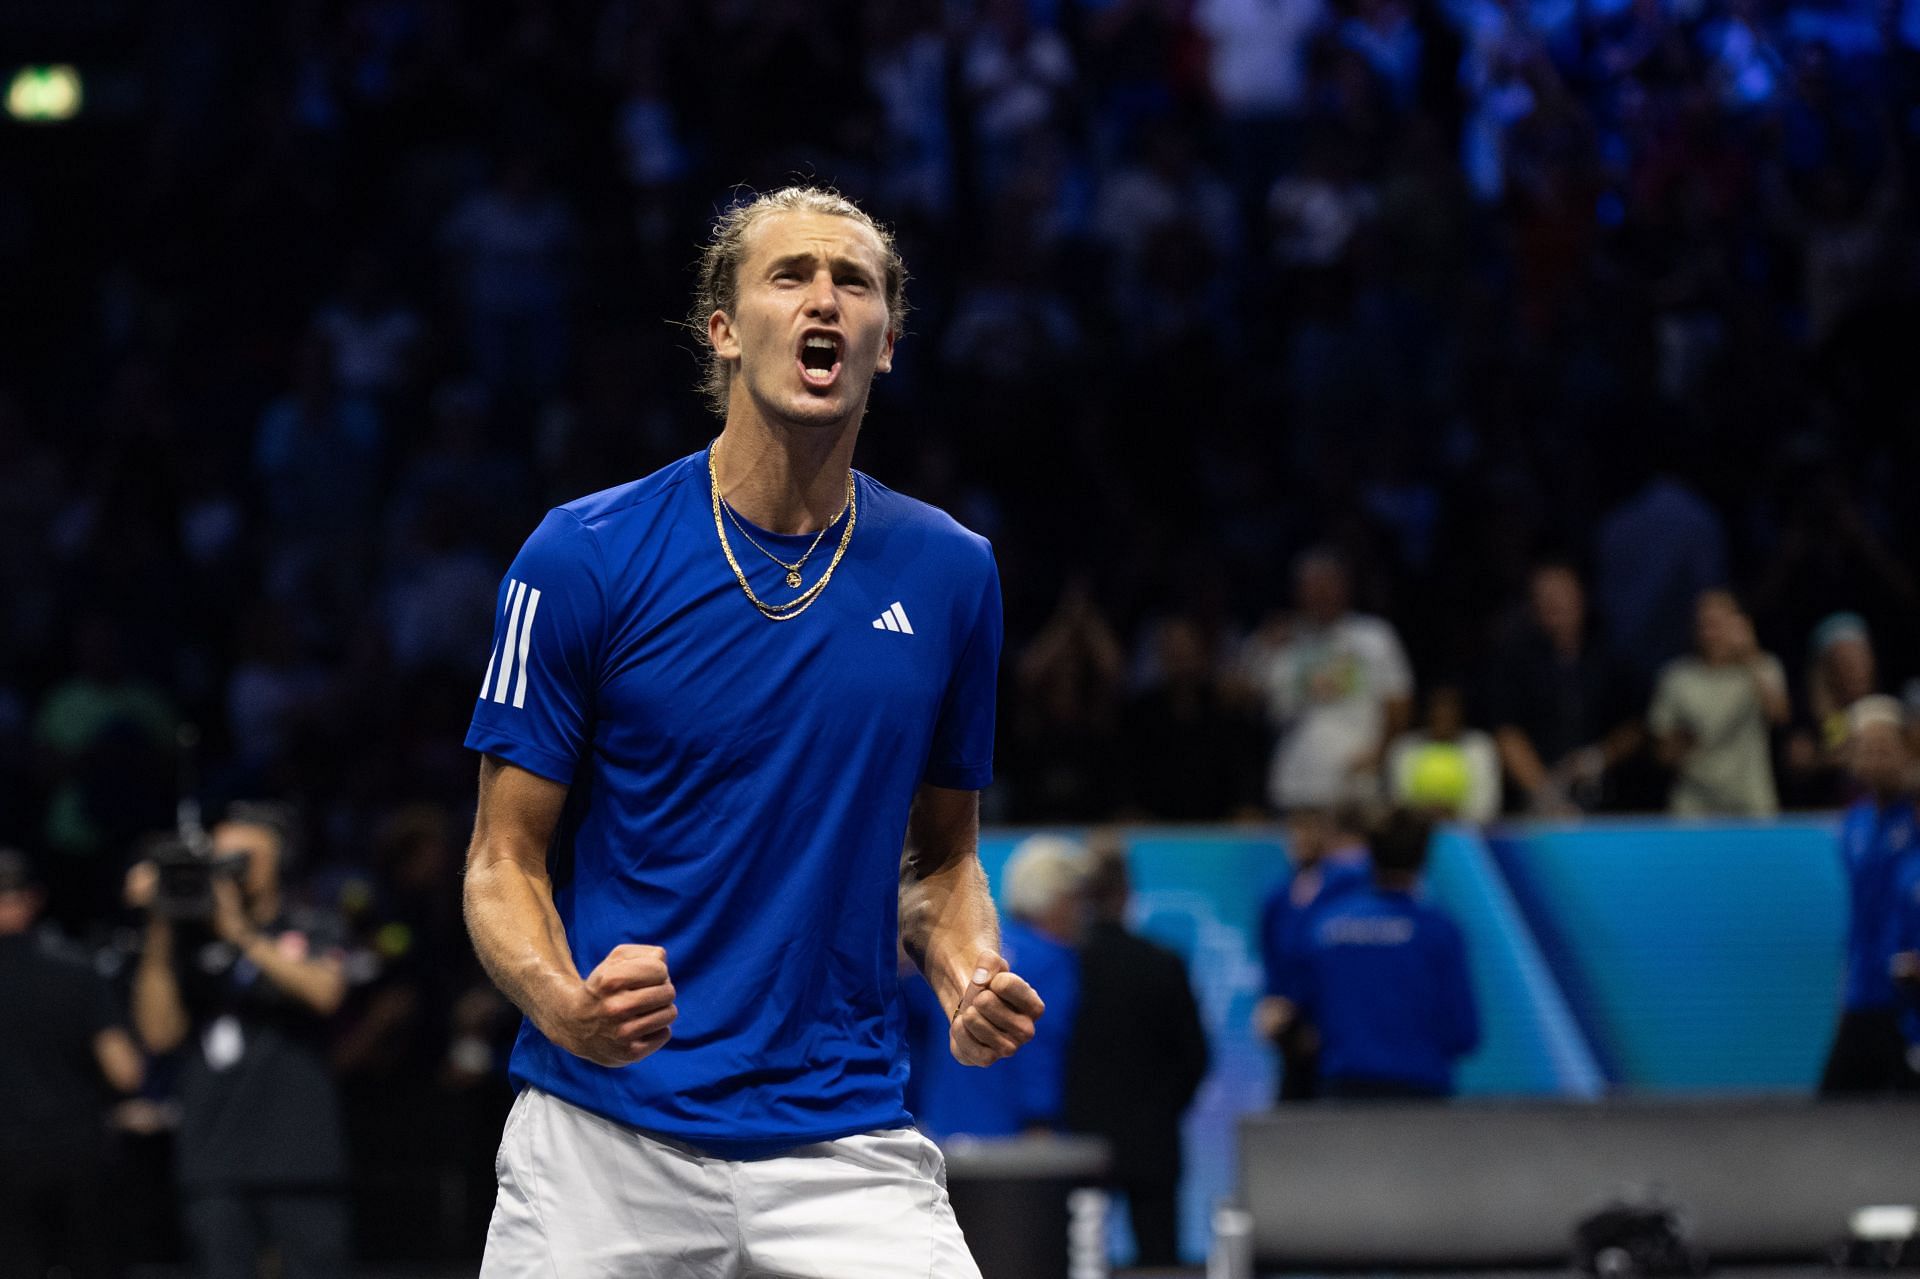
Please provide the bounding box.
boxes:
[1064,835,1210,1267]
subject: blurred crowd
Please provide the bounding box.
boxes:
[1,0,1919,1268]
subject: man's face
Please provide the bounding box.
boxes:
[212,821,280,905]
[1695,592,1741,662]
[1851,723,1909,795]
[1296,561,1349,624]
[710,210,895,429]
[1531,568,1585,641]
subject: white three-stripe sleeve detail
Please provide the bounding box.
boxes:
[891,602,914,635]
[480,579,514,697]
[511,587,542,709]
[493,581,528,703]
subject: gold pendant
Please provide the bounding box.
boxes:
[786,569,803,589]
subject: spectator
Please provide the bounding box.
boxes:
[1196,0,1328,194]
[1254,804,1372,1102]
[128,805,352,1279]
[906,836,1085,1140]
[1784,611,1881,807]
[1120,616,1267,821]
[1488,562,1645,816]
[1819,695,1920,1094]
[1387,684,1502,823]
[0,849,143,1279]
[1812,691,1920,1090]
[309,250,422,402]
[33,617,177,930]
[1650,589,1791,817]
[1244,549,1415,813]
[961,0,1079,194]
[1005,582,1127,821]
[438,148,578,398]
[1595,460,1730,679]
[252,333,383,569]
[1064,835,1209,1268]
[1274,810,1480,1099]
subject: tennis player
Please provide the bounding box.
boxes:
[463,186,1040,1276]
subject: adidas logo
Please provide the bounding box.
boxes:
[871,602,915,634]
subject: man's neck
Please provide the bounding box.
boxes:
[713,412,860,534]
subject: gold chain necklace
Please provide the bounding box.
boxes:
[708,441,857,622]
[719,488,847,589]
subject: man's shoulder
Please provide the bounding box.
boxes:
[555,452,705,538]
[859,473,995,569]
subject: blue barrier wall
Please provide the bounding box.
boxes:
[965,818,1849,1263]
[1488,816,1845,1091]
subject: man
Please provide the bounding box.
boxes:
[1244,549,1414,812]
[127,803,351,1279]
[1488,562,1643,816]
[909,835,1083,1141]
[1254,804,1370,1101]
[0,849,143,1279]
[1273,811,1479,1099]
[1819,695,1920,1094]
[1649,589,1790,817]
[1065,835,1210,1267]
[463,186,1044,1277]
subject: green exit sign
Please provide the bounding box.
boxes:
[7,65,83,123]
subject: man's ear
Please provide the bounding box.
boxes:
[876,327,896,374]
[709,309,740,361]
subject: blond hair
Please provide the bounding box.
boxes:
[689,186,909,416]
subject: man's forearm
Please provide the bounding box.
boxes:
[237,935,346,1017]
[464,854,585,1041]
[132,921,189,1054]
[901,851,999,1016]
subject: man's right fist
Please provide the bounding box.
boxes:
[554,944,677,1068]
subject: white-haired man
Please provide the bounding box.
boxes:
[1819,694,1920,1094]
[464,187,1045,1276]
[908,835,1085,1141]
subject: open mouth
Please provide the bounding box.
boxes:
[798,333,843,388]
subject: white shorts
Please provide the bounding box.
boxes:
[481,1086,983,1279]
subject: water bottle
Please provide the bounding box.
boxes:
[1209,1201,1254,1279]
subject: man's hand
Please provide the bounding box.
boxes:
[210,877,257,947]
[551,944,678,1068]
[950,952,1045,1067]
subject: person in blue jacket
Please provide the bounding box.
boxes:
[1278,809,1479,1099]
[1255,804,1370,1101]
[1821,694,1920,1093]
[908,835,1085,1139]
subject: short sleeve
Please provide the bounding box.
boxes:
[465,508,608,784]
[1366,618,1414,701]
[923,548,1003,790]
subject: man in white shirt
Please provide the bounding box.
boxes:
[1246,550,1414,811]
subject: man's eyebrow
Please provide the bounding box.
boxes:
[764,251,877,281]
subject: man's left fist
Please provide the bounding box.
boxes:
[950,951,1045,1067]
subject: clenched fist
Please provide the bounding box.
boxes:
[553,944,678,1068]
[950,951,1045,1067]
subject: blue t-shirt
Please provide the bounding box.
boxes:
[1890,853,1920,1045]
[1839,798,1920,1012]
[904,916,1079,1141]
[465,448,1003,1157]
[1258,856,1371,1000]
[1283,885,1479,1095]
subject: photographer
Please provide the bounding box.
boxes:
[128,803,351,1279]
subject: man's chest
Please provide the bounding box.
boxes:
[593,572,961,758]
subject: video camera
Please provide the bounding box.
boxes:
[142,723,248,923]
[145,832,250,923]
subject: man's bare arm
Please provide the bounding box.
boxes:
[900,783,1043,1066]
[463,755,677,1068]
